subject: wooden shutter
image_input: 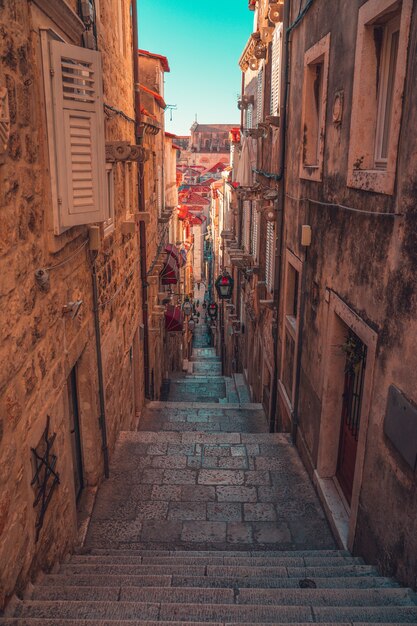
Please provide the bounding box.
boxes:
[50,40,106,228]
[246,103,253,130]
[270,24,283,116]
[243,200,251,252]
[265,221,275,292]
[256,68,264,126]
[250,200,259,261]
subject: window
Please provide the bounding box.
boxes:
[374,15,400,170]
[347,0,412,194]
[42,38,107,234]
[243,200,251,252]
[250,201,259,261]
[256,67,264,126]
[270,24,283,116]
[265,221,275,293]
[280,252,302,405]
[299,33,330,181]
[103,163,114,236]
[246,103,253,130]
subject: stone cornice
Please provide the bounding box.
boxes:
[239,36,256,71]
[31,0,85,43]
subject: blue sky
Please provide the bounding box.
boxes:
[137,0,253,135]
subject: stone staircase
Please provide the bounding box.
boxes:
[2,548,417,623]
[3,322,416,624]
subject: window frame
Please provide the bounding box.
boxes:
[103,163,115,236]
[347,0,412,195]
[299,33,331,182]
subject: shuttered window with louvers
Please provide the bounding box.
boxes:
[270,24,283,116]
[243,200,251,252]
[48,40,106,231]
[256,67,264,125]
[250,200,259,261]
[265,221,275,293]
[246,103,253,130]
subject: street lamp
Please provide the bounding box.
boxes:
[188,319,195,331]
[215,270,234,300]
[208,302,218,320]
[182,297,192,316]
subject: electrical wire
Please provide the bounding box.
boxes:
[99,268,136,308]
[42,240,89,271]
[104,103,136,125]
[285,193,402,217]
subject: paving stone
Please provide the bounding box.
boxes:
[140,521,182,543]
[207,502,242,522]
[244,471,271,486]
[226,522,254,544]
[252,522,291,544]
[244,503,277,522]
[198,470,245,485]
[141,469,164,484]
[151,455,187,469]
[135,501,169,520]
[181,521,226,542]
[168,502,207,521]
[150,485,182,501]
[216,486,258,502]
[181,485,216,501]
[163,469,196,484]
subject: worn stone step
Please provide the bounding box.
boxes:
[31,586,235,604]
[69,555,364,567]
[36,573,398,590]
[30,585,415,607]
[145,401,265,410]
[86,549,351,558]
[12,601,415,623]
[121,431,286,444]
[58,562,378,578]
[1,621,415,626]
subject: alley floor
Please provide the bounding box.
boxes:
[84,326,335,553]
[3,323,417,623]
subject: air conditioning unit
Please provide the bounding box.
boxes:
[269,2,284,23]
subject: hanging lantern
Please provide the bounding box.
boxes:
[188,319,195,331]
[208,302,218,320]
[182,298,192,316]
[215,270,234,300]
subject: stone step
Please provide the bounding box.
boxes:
[30,585,415,607]
[39,573,400,590]
[1,621,416,626]
[8,600,417,622]
[69,555,365,567]
[57,562,379,578]
[145,401,265,410]
[85,549,352,558]
[120,431,287,445]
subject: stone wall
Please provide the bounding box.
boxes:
[0,0,144,609]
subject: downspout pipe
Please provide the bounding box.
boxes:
[131,1,150,399]
[90,254,110,478]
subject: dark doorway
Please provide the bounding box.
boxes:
[336,332,367,505]
[68,366,84,501]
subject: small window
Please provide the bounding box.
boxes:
[299,33,330,181]
[265,221,275,293]
[270,24,283,117]
[374,15,400,170]
[347,0,412,195]
[103,163,114,236]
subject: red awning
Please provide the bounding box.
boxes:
[139,83,166,108]
[160,254,179,285]
[189,213,206,226]
[165,244,181,265]
[165,305,183,332]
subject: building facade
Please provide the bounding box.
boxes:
[217,0,417,589]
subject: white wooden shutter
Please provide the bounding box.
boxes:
[250,200,259,261]
[246,103,253,130]
[50,40,106,228]
[265,221,275,292]
[243,200,251,252]
[256,68,264,126]
[270,24,283,116]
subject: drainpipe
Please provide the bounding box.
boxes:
[131,1,150,399]
[269,0,291,433]
[90,255,110,478]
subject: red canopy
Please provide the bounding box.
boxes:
[165,305,183,332]
[165,244,181,265]
[160,254,179,285]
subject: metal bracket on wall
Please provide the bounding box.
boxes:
[30,416,60,542]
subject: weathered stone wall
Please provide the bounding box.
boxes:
[0,0,144,608]
[280,0,417,589]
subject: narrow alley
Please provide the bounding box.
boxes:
[1,0,417,623]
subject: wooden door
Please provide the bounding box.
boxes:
[336,334,367,505]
